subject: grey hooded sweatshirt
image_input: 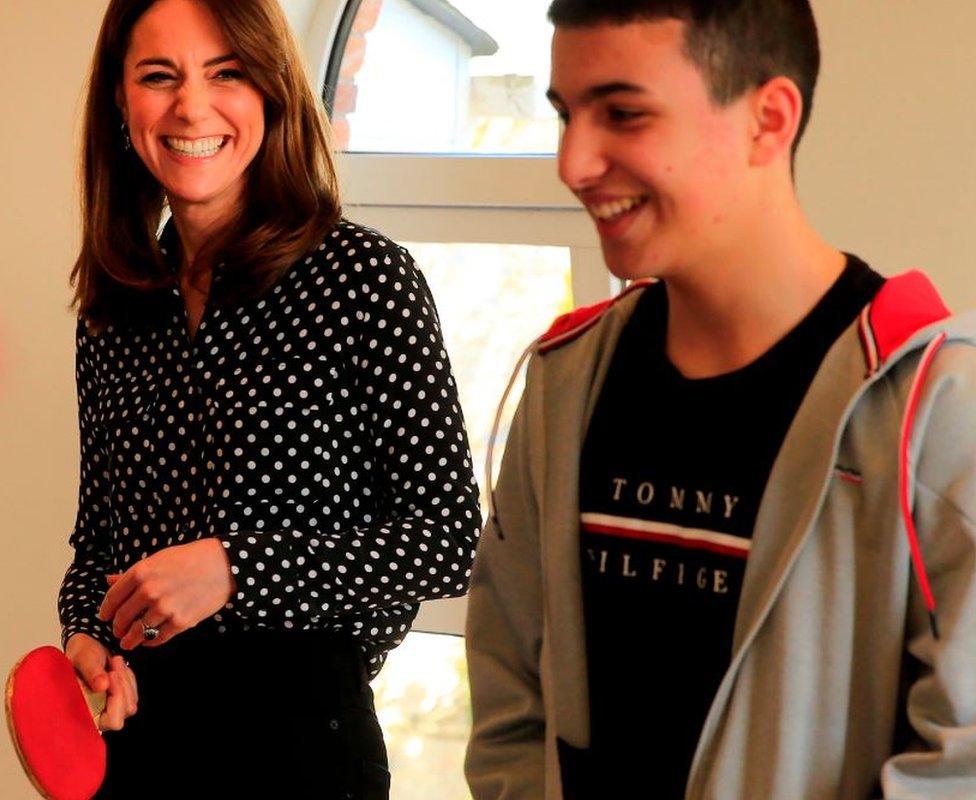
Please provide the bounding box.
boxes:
[465,271,976,800]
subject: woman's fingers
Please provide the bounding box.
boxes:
[140,619,176,649]
[98,569,139,625]
[99,669,127,731]
[109,584,156,640]
[115,656,138,717]
[118,615,171,651]
[110,656,134,717]
[119,618,149,651]
[66,635,111,694]
[119,618,141,651]
[122,660,139,708]
[99,657,138,730]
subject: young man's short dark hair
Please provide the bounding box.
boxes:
[547,0,820,154]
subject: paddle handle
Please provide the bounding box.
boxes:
[77,681,107,725]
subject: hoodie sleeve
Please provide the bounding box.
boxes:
[465,359,548,800]
[880,341,976,798]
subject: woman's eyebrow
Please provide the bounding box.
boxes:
[134,53,238,69]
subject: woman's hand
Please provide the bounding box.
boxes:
[65,633,138,731]
[98,538,235,650]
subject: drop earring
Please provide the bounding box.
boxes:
[121,122,132,152]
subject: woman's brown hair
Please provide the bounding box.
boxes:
[72,0,342,332]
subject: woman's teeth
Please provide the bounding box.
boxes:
[590,196,647,221]
[164,136,227,158]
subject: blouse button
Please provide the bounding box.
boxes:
[329,719,339,731]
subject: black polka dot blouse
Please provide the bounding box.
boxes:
[58,220,482,676]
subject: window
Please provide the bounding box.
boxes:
[372,632,470,799]
[328,0,559,154]
[280,2,614,795]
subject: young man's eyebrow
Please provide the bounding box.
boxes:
[134,53,238,69]
[546,82,651,106]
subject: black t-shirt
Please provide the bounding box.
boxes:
[578,256,884,796]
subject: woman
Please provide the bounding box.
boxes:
[57,0,481,796]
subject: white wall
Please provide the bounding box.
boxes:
[0,1,107,795]
[800,3,976,307]
[0,2,975,797]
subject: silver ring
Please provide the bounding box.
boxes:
[140,619,162,641]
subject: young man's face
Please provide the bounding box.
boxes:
[549,19,753,281]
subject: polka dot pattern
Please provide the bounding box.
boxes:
[58,221,482,676]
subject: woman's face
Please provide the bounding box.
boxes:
[118,0,265,225]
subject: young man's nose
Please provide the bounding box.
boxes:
[557,123,609,191]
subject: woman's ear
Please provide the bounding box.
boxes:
[115,85,127,122]
[747,76,802,168]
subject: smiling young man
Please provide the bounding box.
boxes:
[464,2,976,799]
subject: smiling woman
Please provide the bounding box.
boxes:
[119,6,266,214]
[58,1,480,798]
[72,0,341,331]
[114,0,269,337]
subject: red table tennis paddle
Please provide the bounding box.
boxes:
[5,646,107,800]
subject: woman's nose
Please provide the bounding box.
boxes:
[173,80,210,124]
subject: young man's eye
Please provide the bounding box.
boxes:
[607,108,646,124]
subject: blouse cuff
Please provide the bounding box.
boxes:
[61,618,118,654]
[216,530,307,626]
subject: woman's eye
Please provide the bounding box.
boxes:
[140,72,175,85]
[214,69,245,81]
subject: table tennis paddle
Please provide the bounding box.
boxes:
[5,646,107,800]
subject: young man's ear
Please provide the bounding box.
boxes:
[748,76,803,168]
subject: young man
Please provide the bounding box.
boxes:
[464,2,976,798]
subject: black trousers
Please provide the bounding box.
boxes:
[94,624,390,799]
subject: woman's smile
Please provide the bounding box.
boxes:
[162,134,229,159]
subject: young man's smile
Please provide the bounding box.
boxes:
[582,193,651,238]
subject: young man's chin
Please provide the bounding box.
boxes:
[603,250,663,284]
